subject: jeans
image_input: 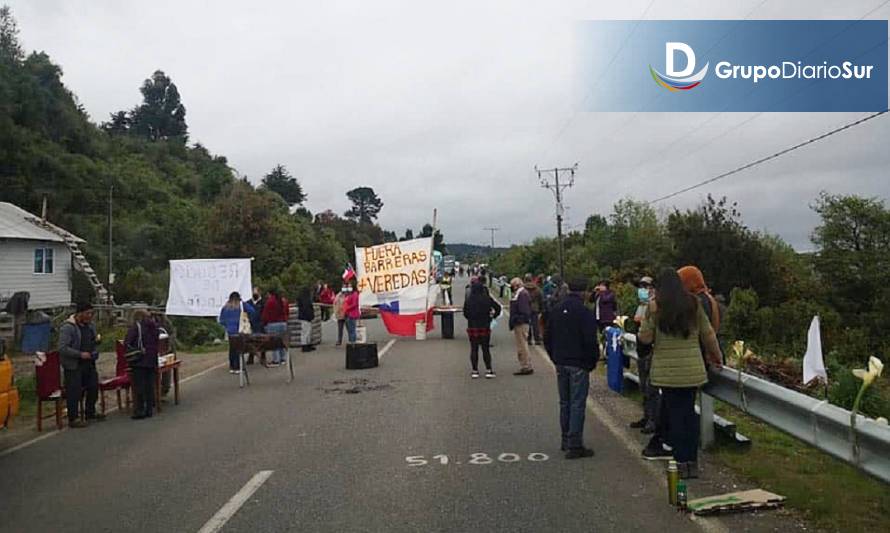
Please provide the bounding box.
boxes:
[337,319,346,344]
[346,318,357,343]
[557,365,590,450]
[265,322,287,363]
[64,361,99,421]
[228,337,241,370]
[469,337,492,371]
[662,387,699,462]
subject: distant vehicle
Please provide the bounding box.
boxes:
[443,255,456,274]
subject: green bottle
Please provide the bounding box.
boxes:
[666,460,679,505]
[677,480,688,511]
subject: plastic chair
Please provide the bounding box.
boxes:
[99,341,131,414]
[35,351,63,431]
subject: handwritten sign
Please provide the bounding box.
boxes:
[165,258,253,316]
[355,237,434,313]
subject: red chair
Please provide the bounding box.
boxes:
[99,341,131,414]
[35,351,64,431]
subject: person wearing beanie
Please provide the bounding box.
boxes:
[544,277,600,459]
[58,302,104,427]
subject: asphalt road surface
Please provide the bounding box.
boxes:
[1,279,716,533]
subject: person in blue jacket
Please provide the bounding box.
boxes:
[219,292,254,373]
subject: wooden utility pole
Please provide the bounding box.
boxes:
[535,163,577,280]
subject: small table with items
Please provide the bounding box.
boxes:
[154,354,181,412]
[229,334,293,387]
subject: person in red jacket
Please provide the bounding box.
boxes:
[343,278,361,344]
[261,288,290,366]
[318,283,335,321]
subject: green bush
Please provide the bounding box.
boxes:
[827,366,889,418]
[170,317,225,348]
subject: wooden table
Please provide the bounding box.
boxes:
[229,334,293,387]
[154,359,181,412]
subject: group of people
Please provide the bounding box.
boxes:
[471,266,722,472]
[58,303,163,425]
[217,279,363,373]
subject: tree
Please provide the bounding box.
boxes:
[344,186,383,223]
[402,228,414,241]
[261,164,306,206]
[130,70,188,142]
[419,223,447,253]
[102,111,131,135]
[0,6,24,64]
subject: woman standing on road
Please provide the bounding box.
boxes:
[343,278,361,344]
[463,281,501,378]
[333,287,348,346]
[124,309,160,420]
[261,288,290,366]
[637,268,722,479]
[218,292,253,374]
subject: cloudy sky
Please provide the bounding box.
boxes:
[8,0,890,249]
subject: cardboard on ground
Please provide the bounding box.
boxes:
[687,489,786,516]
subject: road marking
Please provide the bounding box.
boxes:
[0,360,229,459]
[531,345,729,533]
[197,470,274,533]
[378,339,396,361]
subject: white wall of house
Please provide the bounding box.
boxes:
[0,239,73,309]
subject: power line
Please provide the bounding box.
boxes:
[482,227,500,248]
[647,109,889,205]
[536,163,578,279]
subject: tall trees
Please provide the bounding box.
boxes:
[126,70,187,141]
[261,164,306,206]
[344,186,383,223]
[0,6,23,64]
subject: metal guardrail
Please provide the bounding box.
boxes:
[623,333,890,485]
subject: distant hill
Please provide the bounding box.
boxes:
[447,243,509,262]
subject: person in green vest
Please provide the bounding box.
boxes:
[637,268,722,479]
[441,271,453,306]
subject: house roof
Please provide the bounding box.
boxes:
[0,202,86,244]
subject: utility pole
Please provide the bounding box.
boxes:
[535,163,577,280]
[107,181,113,303]
[482,227,500,249]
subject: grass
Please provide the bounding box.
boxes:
[711,401,890,532]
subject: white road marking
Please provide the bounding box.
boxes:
[378,339,396,361]
[197,470,274,533]
[531,344,729,533]
[0,360,229,459]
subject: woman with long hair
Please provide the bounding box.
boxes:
[638,268,721,479]
[261,287,289,366]
[462,280,502,378]
[343,278,361,344]
[219,292,253,374]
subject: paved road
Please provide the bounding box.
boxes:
[1,279,713,533]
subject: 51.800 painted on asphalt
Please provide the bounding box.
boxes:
[406,452,550,466]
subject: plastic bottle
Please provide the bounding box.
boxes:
[677,480,688,512]
[666,460,679,505]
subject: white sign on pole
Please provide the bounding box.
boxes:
[165,258,253,317]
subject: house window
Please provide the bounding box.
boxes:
[34,247,54,274]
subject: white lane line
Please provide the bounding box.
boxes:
[0,360,229,459]
[197,470,274,533]
[378,339,397,361]
[531,345,729,533]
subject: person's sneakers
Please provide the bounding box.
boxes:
[565,447,595,459]
[471,370,480,379]
[629,417,648,429]
[679,461,699,479]
[229,369,236,374]
[641,422,656,434]
[69,419,88,428]
[485,370,496,379]
[642,441,673,460]
[234,369,242,374]
[513,368,534,376]
[86,413,107,422]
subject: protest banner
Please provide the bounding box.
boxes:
[165,258,253,317]
[355,237,438,336]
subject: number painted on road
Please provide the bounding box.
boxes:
[405,452,550,467]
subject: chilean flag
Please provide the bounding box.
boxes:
[377,301,435,336]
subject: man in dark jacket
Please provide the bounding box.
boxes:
[124,309,160,420]
[545,278,600,459]
[58,302,104,427]
[247,286,265,364]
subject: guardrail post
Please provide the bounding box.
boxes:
[700,392,715,449]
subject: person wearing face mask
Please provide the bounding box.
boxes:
[630,276,658,434]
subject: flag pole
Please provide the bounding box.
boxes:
[422,208,438,328]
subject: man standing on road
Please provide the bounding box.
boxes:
[509,277,534,375]
[524,274,544,346]
[58,302,105,427]
[545,278,600,459]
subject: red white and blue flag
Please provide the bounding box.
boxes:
[355,237,438,336]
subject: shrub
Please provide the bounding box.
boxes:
[170,317,225,348]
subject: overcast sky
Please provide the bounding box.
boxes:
[8,0,890,250]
